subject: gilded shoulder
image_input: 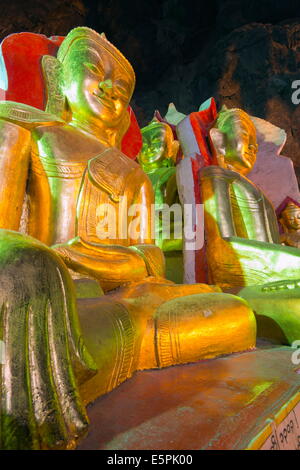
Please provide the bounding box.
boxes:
[0,101,63,130]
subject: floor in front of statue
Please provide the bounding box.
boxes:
[77,344,300,450]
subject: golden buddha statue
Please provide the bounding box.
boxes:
[0,28,256,450]
[0,28,162,288]
[278,199,300,248]
[201,106,300,288]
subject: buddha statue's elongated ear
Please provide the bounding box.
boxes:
[42,55,69,120]
[210,128,226,155]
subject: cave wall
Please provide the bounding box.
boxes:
[2,0,300,173]
[0,0,86,37]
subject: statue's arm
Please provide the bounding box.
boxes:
[200,166,276,243]
[0,101,63,231]
[0,119,31,230]
[200,166,237,239]
[128,169,166,278]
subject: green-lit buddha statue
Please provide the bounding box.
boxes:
[0,28,256,450]
[138,120,179,173]
[138,120,182,252]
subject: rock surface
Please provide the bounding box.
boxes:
[0,0,86,37]
[248,116,300,208]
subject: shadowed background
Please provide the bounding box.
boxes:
[1,0,300,179]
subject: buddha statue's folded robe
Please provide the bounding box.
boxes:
[54,148,165,291]
[147,167,183,252]
[200,166,300,288]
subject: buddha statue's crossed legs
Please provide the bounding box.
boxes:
[0,230,256,449]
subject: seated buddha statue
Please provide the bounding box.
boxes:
[138,120,182,252]
[200,106,300,289]
[277,198,300,248]
[0,28,257,449]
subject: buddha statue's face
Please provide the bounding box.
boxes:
[280,203,300,232]
[61,37,134,129]
[139,122,178,172]
[210,110,258,176]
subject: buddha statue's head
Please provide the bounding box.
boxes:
[55,27,135,146]
[138,121,179,173]
[279,201,300,233]
[209,106,258,176]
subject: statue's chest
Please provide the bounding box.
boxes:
[27,126,107,244]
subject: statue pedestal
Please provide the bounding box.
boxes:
[78,346,300,450]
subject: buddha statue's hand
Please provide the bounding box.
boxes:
[0,231,97,450]
[52,237,151,292]
[128,244,166,278]
[280,232,300,249]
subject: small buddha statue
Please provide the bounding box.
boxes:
[278,199,300,248]
[0,28,257,450]
[138,120,179,173]
[138,120,182,252]
[200,106,300,288]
